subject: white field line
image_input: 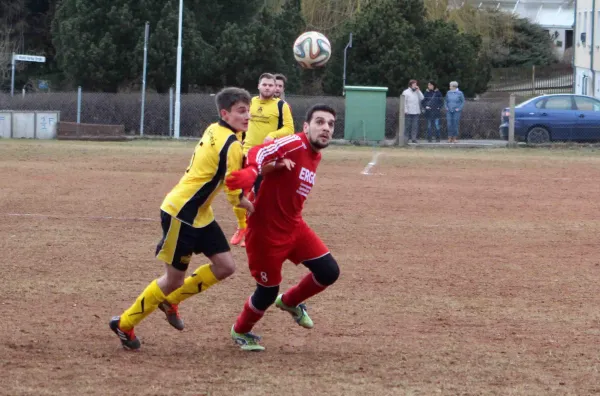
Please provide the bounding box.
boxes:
[361,152,382,175]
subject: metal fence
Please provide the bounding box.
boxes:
[0,91,511,141]
[488,64,573,95]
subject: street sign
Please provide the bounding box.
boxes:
[14,54,46,63]
[11,53,47,96]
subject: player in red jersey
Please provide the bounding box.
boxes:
[225,104,340,351]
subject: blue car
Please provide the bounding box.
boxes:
[499,94,600,143]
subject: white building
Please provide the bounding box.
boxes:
[463,0,574,61]
[573,0,600,97]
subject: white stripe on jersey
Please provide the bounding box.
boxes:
[257,135,300,161]
[256,135,303,171]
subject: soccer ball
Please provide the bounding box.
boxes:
[293,31,331,69]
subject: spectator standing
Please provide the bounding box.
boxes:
[422,81,443,142]
[402,79,424,143]
[444,81,465,143]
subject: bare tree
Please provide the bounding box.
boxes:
[0,0,27,89]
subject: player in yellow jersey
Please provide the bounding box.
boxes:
[274,73,287,100]
[109,87,254,350]
[230,73,294,247]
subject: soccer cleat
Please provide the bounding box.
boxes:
[231,325,265,351]
[230,228,247,246]
[158,301,184,331]
[240,237,246,248]
[109,316,141,350]
[275,294,314,329]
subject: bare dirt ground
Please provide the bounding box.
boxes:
[2,140,600,395]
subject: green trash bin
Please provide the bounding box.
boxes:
[343,86,388,142]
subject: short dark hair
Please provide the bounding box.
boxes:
[215,87,251,113]
[258,73,276,83]
[274,73,287,84]
[428,81,437,89]
[305,104,336,123]
[408,79,418,86]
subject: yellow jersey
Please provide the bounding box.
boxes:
[242,96,294,153]
[160,120,244,228]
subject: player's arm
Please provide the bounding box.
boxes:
[248,135,304,174]
[266,103,294,139]
[223,140,245,207]
[223,140,255,212]
[225,135,303,190]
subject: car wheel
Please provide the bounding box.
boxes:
[527,127,550,144]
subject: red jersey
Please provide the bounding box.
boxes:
[245,133,321,237]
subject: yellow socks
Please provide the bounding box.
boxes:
[119,279,166,330]
[118,265,220,330]
[233,206,247,229]
[165,264,220,305]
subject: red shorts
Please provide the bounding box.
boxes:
[245,222,329,287]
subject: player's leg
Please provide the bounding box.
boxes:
[231,228,286,351]
[110,211,191,349]
[231,186,251,246]
[160,220,235,330]
[278,224,340,329]
[231,206,247,245]
[231,283,279,351]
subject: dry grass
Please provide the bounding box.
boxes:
[2,140,600,395]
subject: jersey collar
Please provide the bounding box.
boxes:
[218,119,237,133]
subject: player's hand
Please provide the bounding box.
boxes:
[279,158,295,171]
[262,158,295,175]
[263,136,274,144]
[237,196,254,214]
[225,166,258,190]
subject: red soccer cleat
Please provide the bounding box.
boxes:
[230,228,247,246]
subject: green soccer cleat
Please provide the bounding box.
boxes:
[275,294,314,329]
[231,325,265,351]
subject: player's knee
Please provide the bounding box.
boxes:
[251,284,279,311]
[209,252,236,280]
[304,254,340,286]
[218,260,236,279]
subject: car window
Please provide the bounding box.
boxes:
[543,97,573,110]
[534,100,545,109]
[574,96,600,112]
[517,97,540,108]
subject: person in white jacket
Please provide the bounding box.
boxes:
[402,79,424,143]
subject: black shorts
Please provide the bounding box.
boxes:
[155,211,230,271]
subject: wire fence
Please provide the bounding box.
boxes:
[0,91,512,140]
[488,64,573,95]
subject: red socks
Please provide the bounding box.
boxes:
[235,274,327,334]
[234,297,265,334]
[282,273,326,307]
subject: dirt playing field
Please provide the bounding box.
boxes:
[2,139,600,395]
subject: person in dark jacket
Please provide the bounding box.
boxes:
[421,81,443,142]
